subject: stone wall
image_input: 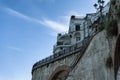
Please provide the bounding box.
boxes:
[32,0,120,79]
[68,30,114,80]
[32,30,115,80]
[32,52,79,80]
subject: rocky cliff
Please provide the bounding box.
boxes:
[32,30,116,80]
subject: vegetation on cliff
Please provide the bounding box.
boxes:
[105,19,118,36]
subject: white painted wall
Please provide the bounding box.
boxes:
[53,2,110,54]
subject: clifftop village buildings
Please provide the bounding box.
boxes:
[31,1,120,80]
[32,2,110,70]
[53,2,110,54]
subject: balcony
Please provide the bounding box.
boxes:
[53,42,71,54]
[32,36,91,72]
[57,32,70,41]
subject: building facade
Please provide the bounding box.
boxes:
[53,1,110,54]
[31,1,120,80]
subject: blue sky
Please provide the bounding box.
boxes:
[0,0,109,80]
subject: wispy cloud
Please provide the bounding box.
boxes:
[40,19,68,32]
[59,11,85,28]
[68,11,85,16]
[3,8,87,35]
[7,46,22,52]
[4,7,32,21]
[62,11,85,19]
[3,7,68,33]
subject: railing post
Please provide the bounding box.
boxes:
[64,49,65,54]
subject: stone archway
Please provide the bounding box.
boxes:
[66,75,74,80]
[114,34,120,80]
[48,65,71,80]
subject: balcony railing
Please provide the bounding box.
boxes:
[57,32,70,40]
[32,36,90,71]
[53,42,71,50]
[32,10,107,73]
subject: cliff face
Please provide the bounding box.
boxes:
[68,30,114,80]
[32,30,115,80]
[32,0,120,79]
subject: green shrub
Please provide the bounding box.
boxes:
[98,25,104,31]
[105,19,118,36]
[111,0,116,5]
[115,8,120,18]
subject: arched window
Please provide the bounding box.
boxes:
[48,65,70,80]
[74,32,81,42]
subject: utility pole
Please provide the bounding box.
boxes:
[93,0,105,30]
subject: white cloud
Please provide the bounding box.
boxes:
[59,11,85,29]
[3,7,68,33]
[60,10,85,19]
[68,11,85,16]
[4,7,32,21]
[40,19,68,32]
[3,8,89,36]
[7,46,22,52]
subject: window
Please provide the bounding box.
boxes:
[58,33,61,36]
[57,42,63,45]
[70,35,72,38]
[75,24,80,31]
[60,47,63,50]
[76,37,81,41]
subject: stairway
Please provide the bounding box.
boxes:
[70,31,99,70]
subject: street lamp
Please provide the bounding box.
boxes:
[93,0,105,30]
[94,0,105,11]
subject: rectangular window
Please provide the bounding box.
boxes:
[57,42,63,45]
[75,25,80,31]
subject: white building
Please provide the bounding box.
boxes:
[69,16,85,44]
[53,2,110,54]
[53,16,89,54]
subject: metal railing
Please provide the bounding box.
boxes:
[32,36,91,70]
[32,14,103,74]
